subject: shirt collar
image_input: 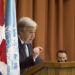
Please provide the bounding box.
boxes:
[18,36,24,44]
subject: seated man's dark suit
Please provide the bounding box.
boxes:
[18,38,42,74]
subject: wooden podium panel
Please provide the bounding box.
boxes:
[23,61,75,75]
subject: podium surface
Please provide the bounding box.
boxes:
[23,61,75,75]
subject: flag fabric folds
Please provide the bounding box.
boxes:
[5,0,20,75]
[0,0,7,75]
[0,0,7,64]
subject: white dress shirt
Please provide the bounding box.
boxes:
[19,36,29,57]
[24,44,29,57]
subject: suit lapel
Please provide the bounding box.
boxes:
[18,39,27,59]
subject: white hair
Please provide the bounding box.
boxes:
[18,17,37,28]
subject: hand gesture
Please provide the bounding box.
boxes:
[33,46,43,59]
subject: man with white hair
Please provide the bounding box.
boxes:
[17,17,43,74]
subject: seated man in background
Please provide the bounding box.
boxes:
[17,17,43,74]
[56,50,68,62]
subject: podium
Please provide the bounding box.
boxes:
[23,61,75,75]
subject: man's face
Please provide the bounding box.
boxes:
[57,52,67,62]
[20,26,36,44]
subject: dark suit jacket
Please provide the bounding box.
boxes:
[18,38,42,73]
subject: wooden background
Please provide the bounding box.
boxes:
[16,0,75,62]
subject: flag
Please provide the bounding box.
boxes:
[0,0,6,64]
[5,0,20,75]
[0,0,7,75]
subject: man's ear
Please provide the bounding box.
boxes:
[66,56,68,61]
[19,31,23,35]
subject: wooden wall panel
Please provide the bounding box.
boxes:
[64,0,75,61]
[17,0,33,20]
[47,0,57,61]
[17,0,75,61]
[33,0,48,60]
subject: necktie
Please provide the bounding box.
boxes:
[25,44,29,57]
